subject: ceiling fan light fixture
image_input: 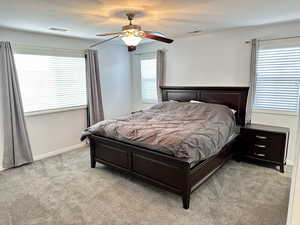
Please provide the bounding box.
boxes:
[121,29,143,46]
[121,35,142,46]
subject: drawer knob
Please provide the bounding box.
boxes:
[256,135,267,139]
[253,152,266,157]
[254,144,266,148]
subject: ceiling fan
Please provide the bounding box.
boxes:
[90,13,174,51]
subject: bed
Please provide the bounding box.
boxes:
[84,86,249,209]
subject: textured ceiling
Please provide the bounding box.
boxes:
[1,0,300,40]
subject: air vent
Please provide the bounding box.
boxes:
[49,27,68,32]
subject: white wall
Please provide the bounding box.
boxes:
[0,27,94,50]
[0,61,3,169]
[25,109,87,160]
[288,115,300,225]
[289,149,300,225]
[96,43,131,119]
[132,20,300,164]
[291,153,300,225]
[0,27,131,169]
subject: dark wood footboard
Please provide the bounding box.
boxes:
[90,135,190,195]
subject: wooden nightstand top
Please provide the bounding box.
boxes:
[242,123,290,134]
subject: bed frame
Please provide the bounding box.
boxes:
[89,86,249,209]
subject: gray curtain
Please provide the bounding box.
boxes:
[85,49,104,126]
[246,39,258,124]
[156,50,165,102]
[0,41,33,168]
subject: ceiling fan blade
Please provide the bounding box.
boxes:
[144,31,167,37]
[142,32,173,43]
[89,36,119,48]
[96,32,124,36]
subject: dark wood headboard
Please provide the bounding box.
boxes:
[161,86,249,126]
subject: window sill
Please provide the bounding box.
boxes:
[25,105,87,117]
[142,101,158,104]
[252,109,298,117]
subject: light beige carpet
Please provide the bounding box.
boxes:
[0,147,291,225]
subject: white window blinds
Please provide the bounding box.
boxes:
[14,53,87,113]
[140,54,157,103]
[254,41,300,113]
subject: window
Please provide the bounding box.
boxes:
[14,54,87,113]
[254,46,300,112]
[140,55,157,103]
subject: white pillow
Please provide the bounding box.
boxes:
[190,100,236,114]
[190,100,237,114]
[230,109,237,114]
[190,100,204,103]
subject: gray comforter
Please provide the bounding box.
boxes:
[81,101,235,164]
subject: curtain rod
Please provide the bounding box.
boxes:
[245,35,300,44]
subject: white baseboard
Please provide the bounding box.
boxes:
[34,143,87,161]
[0,143,87,172]
[287,160,294,166]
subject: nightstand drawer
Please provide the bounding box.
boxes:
[248,143,269,159]
[241,128,281,141]
[241,129,270,143]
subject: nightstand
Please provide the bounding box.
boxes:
[238,123,289,173]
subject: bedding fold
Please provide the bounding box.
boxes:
[81,101,235,164]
